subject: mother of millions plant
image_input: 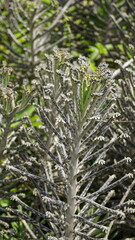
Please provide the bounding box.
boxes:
[3,49,134,240]
[0,0,74,82]
[106,56,135,237]
[0,62,36,238]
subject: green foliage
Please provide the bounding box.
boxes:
[66,0,135,66]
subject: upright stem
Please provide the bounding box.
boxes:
[30,10,38,74]
[65,133,80,240]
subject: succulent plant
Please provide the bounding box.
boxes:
[0,0,74,82]
[1,50,133,239]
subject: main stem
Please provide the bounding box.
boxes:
[65,133,80,240]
